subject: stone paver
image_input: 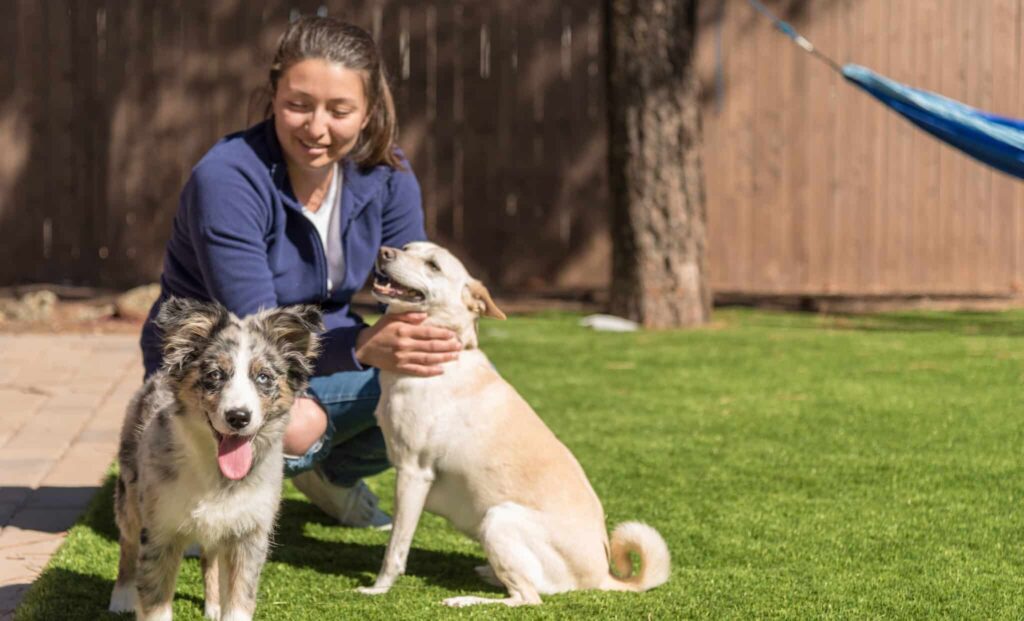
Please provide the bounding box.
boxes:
[0,333,139,620]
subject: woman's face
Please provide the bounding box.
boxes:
[272,58,371,174]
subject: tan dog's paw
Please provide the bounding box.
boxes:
[443,596,497,607]
[356,586,391,596]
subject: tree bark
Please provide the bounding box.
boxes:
[606,0,711,328]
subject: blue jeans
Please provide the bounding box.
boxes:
[282,367,390,488]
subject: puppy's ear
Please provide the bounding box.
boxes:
[257,305,323,388]
[464,280,506,320]
[155,297,230,376]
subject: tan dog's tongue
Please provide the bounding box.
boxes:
[217,435,253,480]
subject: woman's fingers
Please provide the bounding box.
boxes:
[404,325,459,341]
[408,336,461,352]
[389,319,456,341]
[396,351,459,366]
[397,363,446,377]
[387,319,460,350]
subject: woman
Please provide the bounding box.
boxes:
[140,16,460,528]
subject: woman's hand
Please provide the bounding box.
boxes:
[355,312,461,376]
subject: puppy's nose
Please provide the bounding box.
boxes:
[225,409,251,430]
[379,246,397,262]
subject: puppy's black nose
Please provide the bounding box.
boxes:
[379,246,397,262]
[225,409,251,430]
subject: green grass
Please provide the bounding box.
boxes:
[15,308,1024,619]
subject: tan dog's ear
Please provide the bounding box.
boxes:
[464,279,506,320]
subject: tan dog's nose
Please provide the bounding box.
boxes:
[379,246,398,263]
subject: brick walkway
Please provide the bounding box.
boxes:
[0,334,140,621]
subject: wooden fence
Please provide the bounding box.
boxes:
[1,0,1022,298]
[0,0,608,293]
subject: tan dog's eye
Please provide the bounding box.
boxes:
[427,259,442,273]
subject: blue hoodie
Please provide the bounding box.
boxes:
[140,119,426,377]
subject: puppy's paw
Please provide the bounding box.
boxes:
[219,611,252,621]
[138,604,173,621]
[203,601,221,620]
[356,585,391,596]
[108,582,135,613]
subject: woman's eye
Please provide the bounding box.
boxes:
[256,373,271,385]
[288,101,307,110]
[332,109,352,118]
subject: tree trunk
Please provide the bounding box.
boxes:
[606,0,711,328]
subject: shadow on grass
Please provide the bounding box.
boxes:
[12,567,202,621]
[830,312,1024,337]
[78,478,494,594]
[733,308,1024,337]
[271,498,496,593]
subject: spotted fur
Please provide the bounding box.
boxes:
[110,298,321,621]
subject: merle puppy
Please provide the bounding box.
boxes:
[108,298,321,621]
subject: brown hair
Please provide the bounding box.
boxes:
[265,16,401,169]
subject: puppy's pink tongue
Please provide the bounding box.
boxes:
[217,435,253,480]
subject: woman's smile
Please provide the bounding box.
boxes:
[298,138,330,155]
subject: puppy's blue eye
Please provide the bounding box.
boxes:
[206,370,224,382]
[256,373,271,385]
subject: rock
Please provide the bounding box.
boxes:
[0,290,59,322]
[68,302,116,323]
[115,284,161,321]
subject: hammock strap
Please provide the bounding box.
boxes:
[746,0,843,73]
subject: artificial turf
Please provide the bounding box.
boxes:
[14,308,1024,619]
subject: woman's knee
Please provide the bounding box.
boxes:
[283,397,328,456]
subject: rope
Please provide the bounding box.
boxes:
[746,0,844,73]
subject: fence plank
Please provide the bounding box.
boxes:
[909,0,942,294]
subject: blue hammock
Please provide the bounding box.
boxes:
[842,65,1024,179]
[747,0,1024,180]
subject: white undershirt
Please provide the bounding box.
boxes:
[300,164,342,290]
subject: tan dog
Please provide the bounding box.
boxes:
[357,242,670,607]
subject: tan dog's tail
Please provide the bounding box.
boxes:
[600,521,671,592]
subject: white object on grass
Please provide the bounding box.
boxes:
[579,314,639,332]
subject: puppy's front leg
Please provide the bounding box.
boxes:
[357,467,433,595]
[201,547,220,620]
[135,533,186,621]
[109,533,139,612]
[218,534,269,621]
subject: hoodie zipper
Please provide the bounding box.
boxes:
[273,163,331,302]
